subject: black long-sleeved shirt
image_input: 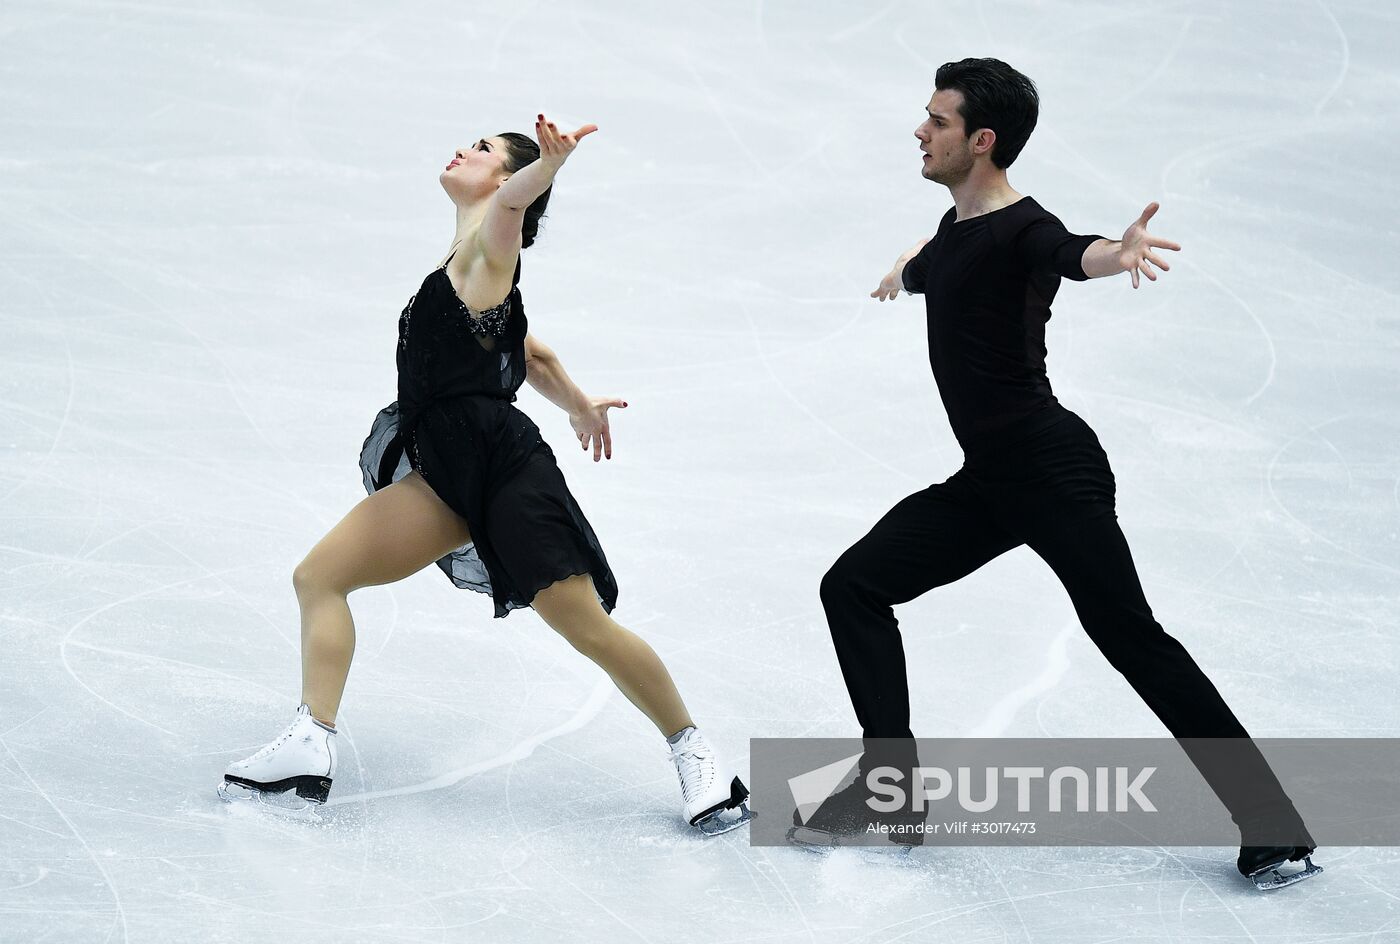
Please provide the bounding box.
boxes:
[901,196,1103,452]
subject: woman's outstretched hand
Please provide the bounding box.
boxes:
[1119,202,1182,289]
[537,114,598,170]
[570,396,627,462]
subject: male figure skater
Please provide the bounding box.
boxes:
[812,58,1319,889]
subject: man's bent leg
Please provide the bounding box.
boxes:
[820,472,1020,738]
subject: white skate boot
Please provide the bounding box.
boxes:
[667,726,752,836]
[218,704,337,811]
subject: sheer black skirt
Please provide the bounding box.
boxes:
[359,397,619,618]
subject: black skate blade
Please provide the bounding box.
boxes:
[787,827,836,854]
[695,802,753,836]
[786,825,863,851]
[222,773,332,804]
[1249,855,1323,891]
[693,779,754,835]
[785,826,915,859]
[689,777,753,835]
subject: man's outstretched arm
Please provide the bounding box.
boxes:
[1080,201,1182,288]
[872,237,932,301]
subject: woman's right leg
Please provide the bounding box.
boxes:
[292,469,473,725]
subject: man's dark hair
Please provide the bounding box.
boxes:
[934,58,1039,169]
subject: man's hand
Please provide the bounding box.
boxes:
[1119,202,1182,289]
[871,267,904,301]
[871,237,930,301]
[569,396,627,462]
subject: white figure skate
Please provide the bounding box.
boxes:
[218,704,337,812]
[667,726,753,836]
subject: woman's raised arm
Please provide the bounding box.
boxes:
[478,115,598,264]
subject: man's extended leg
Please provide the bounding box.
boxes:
[1024,506,1308,837]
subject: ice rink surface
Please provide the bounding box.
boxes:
[3,0,1399,940]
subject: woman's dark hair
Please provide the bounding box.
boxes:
[497,131,550,248]
[934,58,1039,169]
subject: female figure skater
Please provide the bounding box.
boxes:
[218,115,750,835]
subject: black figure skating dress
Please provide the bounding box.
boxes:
[358,249,618,618]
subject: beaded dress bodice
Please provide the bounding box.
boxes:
[434,259,513,339]
[394,251,529,474]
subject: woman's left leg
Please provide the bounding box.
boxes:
[531,573,694,737]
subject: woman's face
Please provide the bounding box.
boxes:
[440,135,511,200]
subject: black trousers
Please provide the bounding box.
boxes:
[821,409,1306,836]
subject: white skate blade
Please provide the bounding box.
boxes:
[217,779,323,821]
[1250,855,1323,891]
[694,801,753,836]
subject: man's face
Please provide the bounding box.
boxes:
[914,88,976,185]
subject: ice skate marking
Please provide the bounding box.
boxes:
[1311,0,1349,118]
[0,336,73,507]
[0,808,66,841]
[68,639,284,720]
[736,294,925,487]
[325,678,612,805]
[1268,416,1400,578]
[2,739,129,944]
[58,570,257,736]
[966,619,1074,738]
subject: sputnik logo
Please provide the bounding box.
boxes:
[787,753,862,825]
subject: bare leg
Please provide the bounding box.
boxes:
[291,470,473,725]
[530,573,694,737]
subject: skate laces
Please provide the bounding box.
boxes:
[245,714,316,763]
[669,735,716,803]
